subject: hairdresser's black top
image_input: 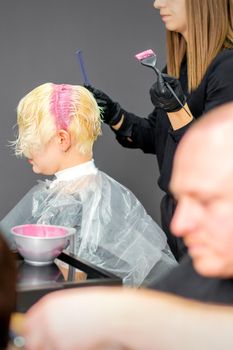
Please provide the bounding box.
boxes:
[151,254,233,304]
[113,49,233,260]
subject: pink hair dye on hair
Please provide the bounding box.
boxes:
[51,84,73,129]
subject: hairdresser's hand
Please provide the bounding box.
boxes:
[85,85,123,126]
[150,74,186,112]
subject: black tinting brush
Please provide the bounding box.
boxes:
[135,49,191,116]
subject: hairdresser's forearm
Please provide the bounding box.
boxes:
[112,105,194,132]
[167,103,193,130]
[111,114,133,142]
[111,114,125,130]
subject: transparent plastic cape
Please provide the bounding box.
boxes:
[0,170,177,286]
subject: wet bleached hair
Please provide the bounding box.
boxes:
[14,83,102,157]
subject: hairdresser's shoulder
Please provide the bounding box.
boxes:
[210,49,233,70]
[204,48,233,85]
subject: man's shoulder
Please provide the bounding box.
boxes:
[150,254,233,304]
[153,254,195,288]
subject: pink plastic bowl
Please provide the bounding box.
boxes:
[11,224,76,266]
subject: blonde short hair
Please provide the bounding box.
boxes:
[14,83,102,157]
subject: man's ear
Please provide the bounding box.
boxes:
[57,130,71,152]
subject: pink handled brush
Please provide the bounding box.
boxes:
[135,49,191,116]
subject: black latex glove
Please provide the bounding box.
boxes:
[149,73,186,112]
[85,85,122,126]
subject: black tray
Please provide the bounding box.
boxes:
[16,251,122,312]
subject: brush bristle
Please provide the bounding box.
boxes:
[135,49,155,61]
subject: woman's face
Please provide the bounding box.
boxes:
[27,136,62,175]
[154,0,187,39]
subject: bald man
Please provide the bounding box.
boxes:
[152,102,233,302]
[25,102,233,350]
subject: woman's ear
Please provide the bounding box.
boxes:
[57,129,71,152]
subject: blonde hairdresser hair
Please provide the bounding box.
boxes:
[14,83,102,158]
[166,0,233,91]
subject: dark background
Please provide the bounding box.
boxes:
[0,0,166,223]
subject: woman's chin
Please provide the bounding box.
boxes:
[32,166,41,174]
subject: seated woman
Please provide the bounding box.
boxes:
[0,84,176,286]
[0,234,16,349]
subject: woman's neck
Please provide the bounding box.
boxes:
[57,149,93,172]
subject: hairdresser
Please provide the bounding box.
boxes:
[86,0,233,261]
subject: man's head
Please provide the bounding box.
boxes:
[14,83,102,175]
[170,102,233,278]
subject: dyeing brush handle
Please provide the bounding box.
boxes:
[153,67,192,117]
[76,50,91,86]
[164,78,192,117]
